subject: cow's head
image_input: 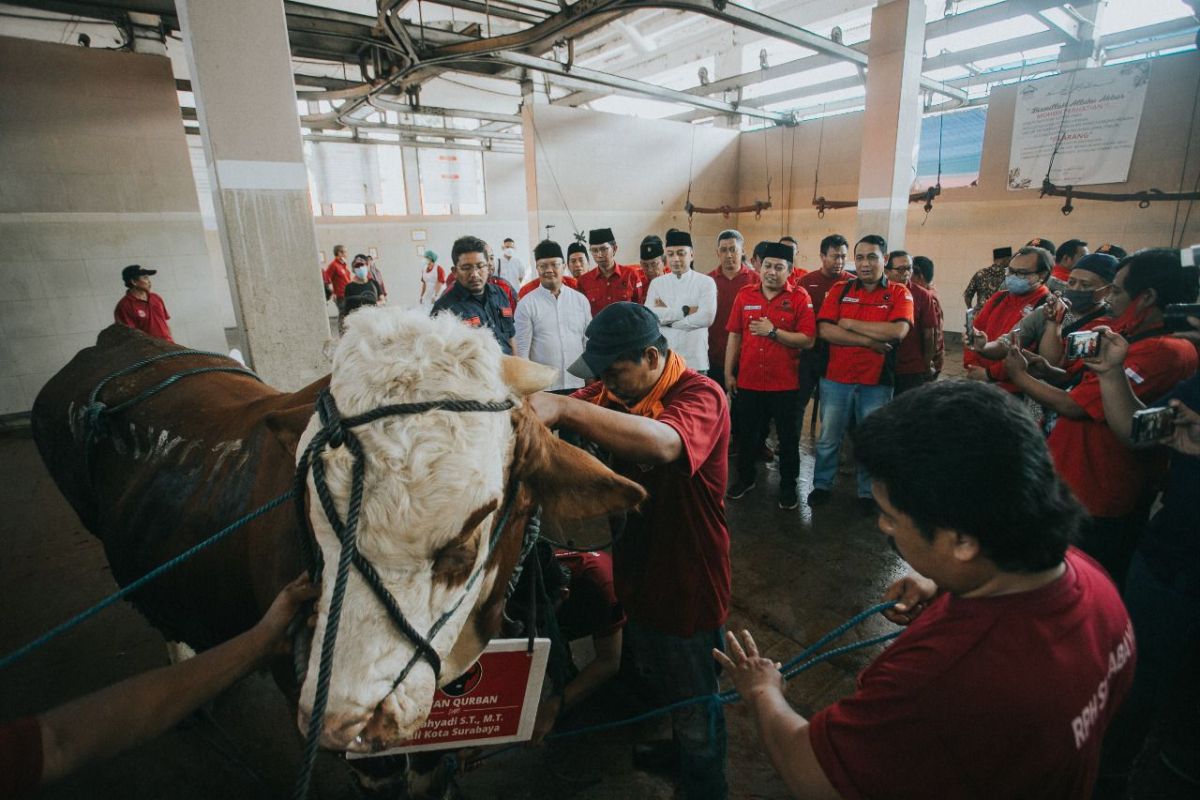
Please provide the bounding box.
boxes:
[296,308,645,752]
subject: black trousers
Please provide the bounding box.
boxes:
[1079,506,1151,592]
[736,389,799,485]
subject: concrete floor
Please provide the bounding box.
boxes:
[8,338,1173,799]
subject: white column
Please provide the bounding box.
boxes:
[178,0,330,389]
[855,0,926,250]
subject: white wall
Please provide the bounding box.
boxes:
[0,37,227,415]
[526,103,743,269]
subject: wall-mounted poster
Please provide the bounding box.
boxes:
[1007,62,1149,191]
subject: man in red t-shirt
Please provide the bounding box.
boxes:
[575,227,645,316]
[530,302,730,798]
[964,245,1054,391]
[797,234,850,417]
[724,242,817,509]
[884,251,938,394]
[716,381,1134,800]
[1006,249,1199,589]
[707,230,759,391]
[114,265,173,342]
[322,245,352,327]
[810,235,913,512]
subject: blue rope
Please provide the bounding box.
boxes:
[0,490,294,671]
[468,601,902,767]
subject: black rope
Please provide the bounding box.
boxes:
[292,387,519,800]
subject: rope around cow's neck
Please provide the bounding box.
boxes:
[291,387,518,800]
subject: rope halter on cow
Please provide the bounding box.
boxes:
[292,387,520,800]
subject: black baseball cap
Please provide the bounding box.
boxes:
[568,302,662,379]
[121,264,156,283]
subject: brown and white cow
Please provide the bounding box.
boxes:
[32,308,644,755]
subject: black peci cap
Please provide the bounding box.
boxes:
[589,227,616,246]
[640,235,664,261]
[534,239,564,261]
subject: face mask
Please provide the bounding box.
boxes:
[1112,293,1151,333]
[1063,288,1099,310]
[503,248,515,258]
[1004,275,1034,295]
[353,267,368,279]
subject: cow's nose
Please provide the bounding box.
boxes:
[304,710,371,751]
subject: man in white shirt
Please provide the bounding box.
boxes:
[644,229,718,373]
[496,237,527,287]
[515,239,592,391]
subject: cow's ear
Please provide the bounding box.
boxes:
[512,405,646,521]
[501,357,557,396]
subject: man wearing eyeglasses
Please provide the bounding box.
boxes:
[432,235,517,354]
[963,246,1054,391]
[808,235,913,515]
[884,251,938,395]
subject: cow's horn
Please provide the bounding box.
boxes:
[500,357,557,396]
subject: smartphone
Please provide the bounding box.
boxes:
[965,307,977,333]
[1129,407,1175,445]
[1065,330,1100,360]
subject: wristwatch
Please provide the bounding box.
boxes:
[767,327,778,340]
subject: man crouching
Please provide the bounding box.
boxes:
[716,380,1133,799]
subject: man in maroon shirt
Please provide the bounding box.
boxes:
[716,381,1133,800]
[322,245,352,328]
[707,229,758,391]
[911,255,945,376]
[576,228,645,315]
[796,234,849,420]
[885,250,938,394]
[531,302,731,798]
[114,265,173,342]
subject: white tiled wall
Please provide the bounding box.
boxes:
[0,37,227,414]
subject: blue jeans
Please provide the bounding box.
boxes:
[812,378,893,498]
[624,621,727,799]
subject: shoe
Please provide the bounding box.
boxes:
[856,497,878,517]
[633,740,679,773]
[779,485,799,509]
[758,445,775,462]
[727,480,756,500]
[807,488,831,507]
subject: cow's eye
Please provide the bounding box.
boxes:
[433,541,478,582]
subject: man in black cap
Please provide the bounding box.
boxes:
[645,229,717,373]
[114,264,173,342]
[566,241,591,280]
[725,242,816,508]
[577,227,645,316]
[963,246,1012,310]
[639,234,666,284]
[514,239,591,391]
[432,235,517,354]
[1016,251,1118,373]
[529,302,731,798]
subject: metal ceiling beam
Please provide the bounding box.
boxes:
[369,96,524,124]
[314,121,525,141]
[924,0,1063,42]
[481,50,794,122]
[668,73,862,123]
[422,0,546,25]
[923,30,1064,73]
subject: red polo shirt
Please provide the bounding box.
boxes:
[1048,334,1198,518]
[575,264,645,317]
[322,257,352,299]
[114,291,173,342]
[963,286,1051,390]
[726,284,816,392]
[798,269,846,321]
[708,265,759,369]
[896,280,937,375]
[817,278,914,386]
[518,275,578,300]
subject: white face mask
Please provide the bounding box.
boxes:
[503,248,515,258]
